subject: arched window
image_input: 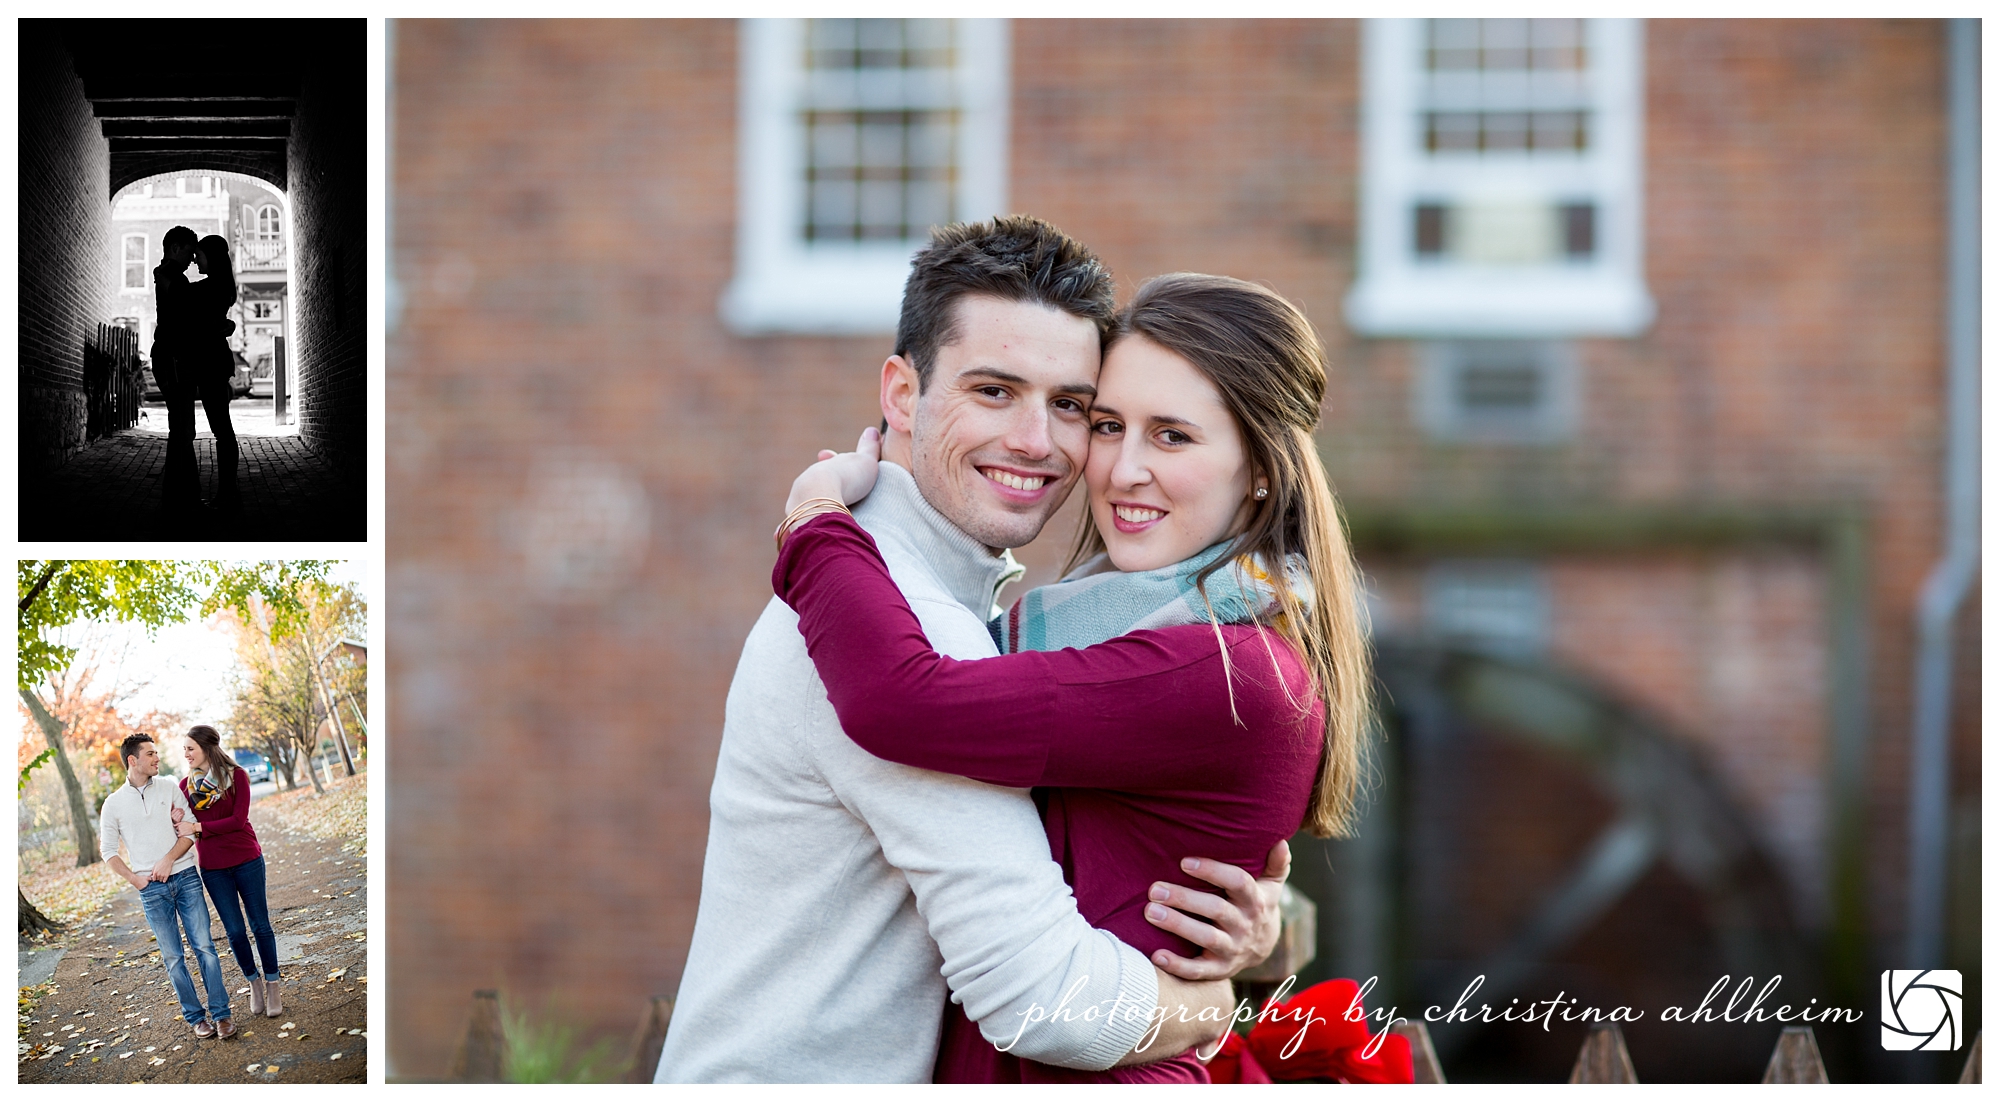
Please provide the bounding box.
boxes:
[257,205,282,242]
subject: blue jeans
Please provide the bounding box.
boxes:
[200,856,280,982]
[138,867,231,1024]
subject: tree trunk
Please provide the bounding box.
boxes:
[302,633,356,778]
[297,726,327,795]
[19,689,101,867]
[263,735,299,791]
[20,888,64,939]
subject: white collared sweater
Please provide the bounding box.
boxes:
[654,462,1156,1083]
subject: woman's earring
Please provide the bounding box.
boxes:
[1254,486,1268,500]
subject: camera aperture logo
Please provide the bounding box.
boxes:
[1880,970,1961,1051]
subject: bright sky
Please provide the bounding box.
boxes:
[46,560,370,728]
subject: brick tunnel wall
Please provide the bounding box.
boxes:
[17,22,113,476]
[288,24,368,480]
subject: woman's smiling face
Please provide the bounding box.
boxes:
[1086,335,1262,572]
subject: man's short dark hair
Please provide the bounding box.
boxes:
[162,226,197,253]
[895,215,1117,391]
[120,733,155,769]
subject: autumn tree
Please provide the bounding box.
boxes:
[17,630,186,858]
[219,579,367,794]
[17,560,334,932]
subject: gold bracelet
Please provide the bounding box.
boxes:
[775,497,852,549]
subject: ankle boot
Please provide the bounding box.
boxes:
[264,980,283,1018]
[247,977,266,1017]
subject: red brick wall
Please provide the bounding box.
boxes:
[388,20,888,1079]
[387,18,1969,1077]
[17,20,113,475]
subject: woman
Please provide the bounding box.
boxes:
[772,273,1373,1082]
[187,235,241,511]
[176,725,283,1018]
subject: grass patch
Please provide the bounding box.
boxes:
[500,1000,629,1084]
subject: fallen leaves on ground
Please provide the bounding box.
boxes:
[255,771,366,854]
[20,855,127,928]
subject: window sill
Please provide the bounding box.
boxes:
[1345,268,1654,337]
[721,246,914,336]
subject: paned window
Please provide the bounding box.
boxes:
[802,19,959,243]
[122,234,148,291]
[725,18,1009,334]
[1348,19,1652,336]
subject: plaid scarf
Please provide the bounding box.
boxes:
[997,540,1312,654]
[187,772,225,812]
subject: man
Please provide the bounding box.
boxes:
[100,733,233,1039]
[152,226,203,512]
[658,216,1286,1083]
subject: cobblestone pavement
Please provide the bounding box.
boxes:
[18,799,368,1084]
[19,416,363,542]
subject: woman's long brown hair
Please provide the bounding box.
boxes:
[185,724,240,796]
[1065,273,1372,837]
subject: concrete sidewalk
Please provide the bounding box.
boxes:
[19,428,364,542]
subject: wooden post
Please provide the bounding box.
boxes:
[626,996,675,1083]
[1567,1023,1638,1083]
[450,989,504,1082]
[1760,1026,1829,1083]
[1960,1032,1983,1084]
[274,334,290,424]
[1392,1020,1446,1084]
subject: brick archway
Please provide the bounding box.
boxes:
[18,17,364,538]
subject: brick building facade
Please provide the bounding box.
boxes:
[388,19,1977,1080]
[108,172,289,377]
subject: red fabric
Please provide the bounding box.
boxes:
[1206,1031,1273,1084]
[775,513,1325,1083]
[1246,979,1414,1084]
[179,766,263,869]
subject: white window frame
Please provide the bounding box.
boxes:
[121,233,148,292]
[722,18,1010,335]
[1346,18,1653,337]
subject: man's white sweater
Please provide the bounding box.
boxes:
[655,462,1157,1083]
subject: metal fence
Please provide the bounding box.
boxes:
[83,321,141,439]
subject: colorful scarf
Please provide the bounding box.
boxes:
[997,540,1312,654]
[187,772,224,812]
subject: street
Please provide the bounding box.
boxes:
[133,395,296,439]
[19,775,367,1084]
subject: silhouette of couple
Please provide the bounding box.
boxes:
[153,226,240,517]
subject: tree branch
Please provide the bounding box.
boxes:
[19,562,59,613]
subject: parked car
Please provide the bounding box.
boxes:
[138,354,251,400]
[235,749,274,784]
[141,356,164,402]
[229,351,253,398]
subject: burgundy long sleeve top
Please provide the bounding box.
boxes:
[179,766,263,870]
[774,513,1325,1083]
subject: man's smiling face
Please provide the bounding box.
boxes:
[899,295,1101,551]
